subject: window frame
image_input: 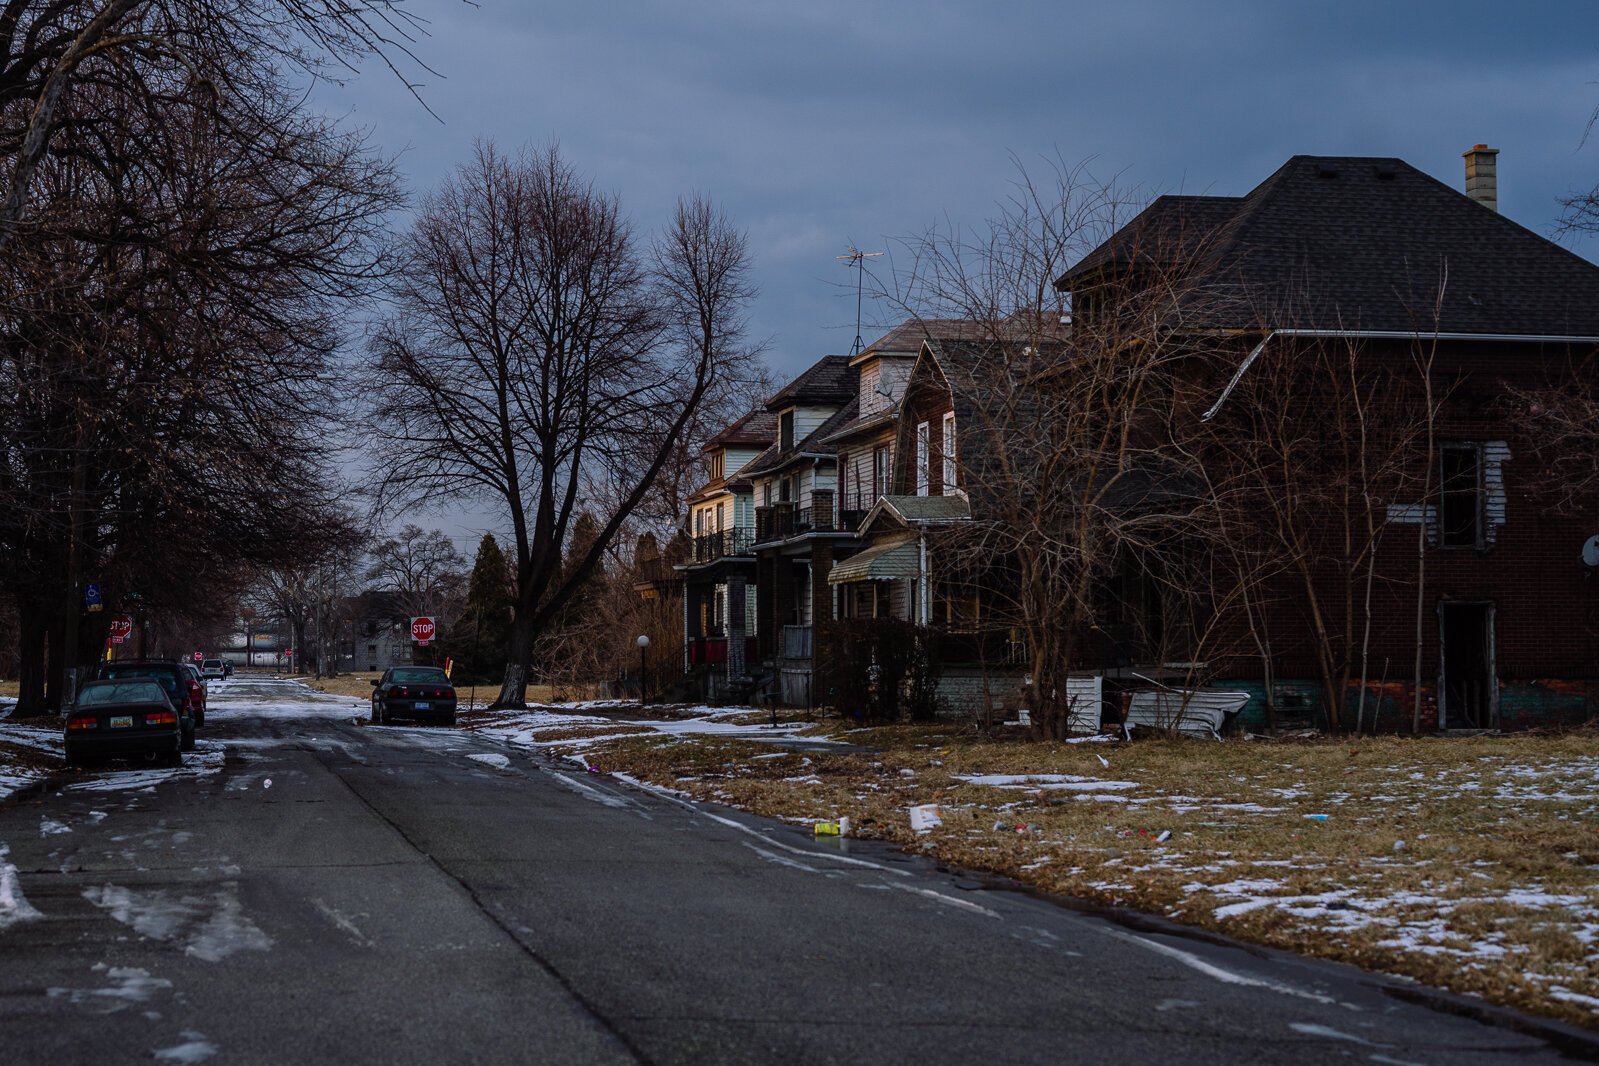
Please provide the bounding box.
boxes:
[941,412,957,494]
[1439,442,1486,550]
[915,421,930,496]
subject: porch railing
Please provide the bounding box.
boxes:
[688,528,754,564]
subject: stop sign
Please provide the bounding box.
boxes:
[411,616,436,645]
[108,616,133,640]
[194,651,204,662]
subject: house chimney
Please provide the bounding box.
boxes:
[1463,144,1499,212]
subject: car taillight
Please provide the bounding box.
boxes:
[393,686,409,697]
[190,680,202,696]
[146,711,177,726]
[67,717,97,731]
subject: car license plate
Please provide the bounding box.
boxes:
[111,716,133,729]
[414,702,430,711]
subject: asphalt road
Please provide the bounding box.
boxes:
[0,679,1589,1065]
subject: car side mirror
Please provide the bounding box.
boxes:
[370,679,380,687]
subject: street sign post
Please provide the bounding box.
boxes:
[411,616,435,647]
[85,583,102,613]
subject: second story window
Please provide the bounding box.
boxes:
[1440,443,1484,549]
[916,421,930,496]
[709,450,724,482]
[942,412,957,493]
[873,445,891,498]
[780,410,795,451]
[716,501,725,532]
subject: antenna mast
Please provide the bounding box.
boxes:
[837,246,883,357]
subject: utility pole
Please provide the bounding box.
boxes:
[59,406,87,713]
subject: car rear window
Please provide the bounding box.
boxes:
[78,681,167,706]
[101,666,181,694]
[203,660,223,669]
[390,668,449,683]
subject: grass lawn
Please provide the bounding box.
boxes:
[518,714,1599,1028]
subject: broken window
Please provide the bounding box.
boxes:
[1439,443,1484,549]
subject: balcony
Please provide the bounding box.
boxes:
[837,508,868,534]
[756,491,837,543]
[688,528,754,565]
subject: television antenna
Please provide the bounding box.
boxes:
[837,246,883,357]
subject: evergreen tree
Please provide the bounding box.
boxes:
[452,534,512,681]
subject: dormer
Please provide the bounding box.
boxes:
[849,320,973,418]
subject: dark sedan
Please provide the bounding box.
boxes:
[371,667,457,726]
[94,660,198,749]
[65,679,184,766]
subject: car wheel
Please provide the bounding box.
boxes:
[161,750,183,768]
[180,721,196,752]
[195,709,205,728]
[373,702,384,725]
[444,714,456,728]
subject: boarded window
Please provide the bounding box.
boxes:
[780,410,795,451]
[1440,444,1483,548]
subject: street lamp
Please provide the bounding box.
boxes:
[636,634,651,707]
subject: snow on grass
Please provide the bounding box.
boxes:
[465,752,510,771]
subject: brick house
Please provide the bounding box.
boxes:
[1048,147,1599,731]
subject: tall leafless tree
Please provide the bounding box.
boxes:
[366,143,760,707]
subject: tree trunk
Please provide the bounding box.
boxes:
[493,611,534,709]
[14,605,49,718]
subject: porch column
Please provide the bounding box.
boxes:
[810,540,834,627]
[727,574,748,679]
[756,553,776,661]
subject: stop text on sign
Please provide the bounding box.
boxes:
[411,616,436,645]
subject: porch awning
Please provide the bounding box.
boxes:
[828,536,919,585]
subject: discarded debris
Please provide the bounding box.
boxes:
[814,821,841,836]
[909,804,942,833]
[1155,830,1172,843]
[1304,813,1329,821]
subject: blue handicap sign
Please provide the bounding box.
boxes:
[84,583,102,608]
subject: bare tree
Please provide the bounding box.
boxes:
[367,143,759,707]
[365,525,467,624]
[0,0,448,256]
[0,48,398,714]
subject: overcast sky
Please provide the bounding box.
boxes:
[318,1,1599,544]
[317,0,1599,384]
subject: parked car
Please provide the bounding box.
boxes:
[181,662,208,725]
[93,659,198,749]
[370,667,457,726]
[200,658,227,681]
[65,679,183,766]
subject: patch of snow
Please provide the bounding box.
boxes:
[0,844,44,929]
[958,773,1139,792]
[153,1032,219,1064]
[40,817,71,836]
[465,752,510,770]
[47,965,172,1012]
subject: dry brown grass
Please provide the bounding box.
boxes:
[0,679,19,699]
[529,719,1599,1028]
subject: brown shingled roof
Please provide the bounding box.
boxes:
[763,355,856,410]
[704,409,777,452]
[1058,155,1599,336]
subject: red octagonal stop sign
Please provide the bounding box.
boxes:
[411,616,436,644]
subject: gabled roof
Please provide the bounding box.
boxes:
[705,409,777,452]
[858,493,972,538]
[852,319,991,365]
[741,397,860,478]
[763,355,856,411]
[1058,155,1599,336]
